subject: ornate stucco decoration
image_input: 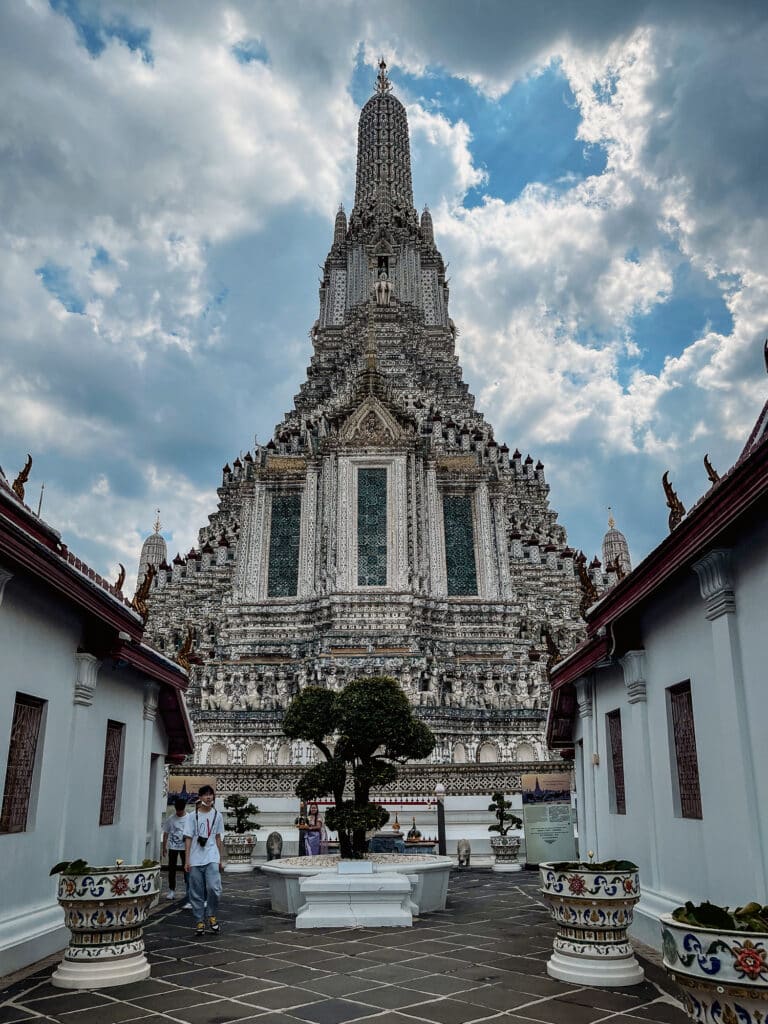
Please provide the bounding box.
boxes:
[266,456,308,474]
[340,396,403,446]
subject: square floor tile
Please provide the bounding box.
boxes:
[288,999,382,1024]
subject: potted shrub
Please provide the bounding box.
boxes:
[223,794,260,872]
[661,900,768,1022]
[50,858,160,989]
[487,791,523,872]
[539,857,644,987]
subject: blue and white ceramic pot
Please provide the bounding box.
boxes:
[539,861,644,987]
[52,863,160,989]
[661,913,768,1022]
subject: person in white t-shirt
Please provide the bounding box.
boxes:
[162,799,190,903]
[183,785,225,936]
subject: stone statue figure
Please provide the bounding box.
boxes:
[244,679,260,711]
[374,270,393,306]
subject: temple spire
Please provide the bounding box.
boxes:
[375,58,391,95]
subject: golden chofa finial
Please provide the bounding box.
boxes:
[376,57,392,95]
[153,508,161,534]
[607,506,616,530]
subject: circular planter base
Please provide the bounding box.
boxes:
[547,950,644,987]
[223,862,254,874]
[52,953,150,990]
[492,863,522,873]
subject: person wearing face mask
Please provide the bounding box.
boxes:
[183,785,225,936]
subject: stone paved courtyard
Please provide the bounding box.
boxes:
[0,869,687,1024]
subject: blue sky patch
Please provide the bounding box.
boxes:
[627,260,733,375]
[35,262,85,314]
[232,39,270,65]
[50,0,152,63]
[91,246,111,268]
[350,56,606,208]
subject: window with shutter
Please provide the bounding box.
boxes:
[0,694,45,834]
[606,709,626,815]
[99,720,124,826]
[668,681,702,819]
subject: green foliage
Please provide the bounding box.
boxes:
[487,791,523,836]
[549,859,638,872]
[50,859,89,876]
[672,900,768,932]
[49,858,159,876]
[284,675,436,857]
[326,800,389,836]
[295,759,347,802]
[223,794,261,834]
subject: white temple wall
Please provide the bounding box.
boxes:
[571,529,768,950]
[0,572,171,975]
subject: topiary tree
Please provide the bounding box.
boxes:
[487,791,523,836]
[283,675,435,858]
[223,794,260,834]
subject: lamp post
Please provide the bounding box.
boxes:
[434,782,446,856]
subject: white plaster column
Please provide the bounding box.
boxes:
[298,465,318,597]
[692,548,767,894]
[491,495,513,599]
[138,682,161,863]
[57,653,102,863]
[619,650,660,889]
[0,564,14,607]
[426,466,446,596]
[474,482,500,599]
[233,483,268,601]
[391,456,409,590]
[575,676,599,859]
[336,457,353,590]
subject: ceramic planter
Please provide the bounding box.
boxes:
[223,833,255,873]
[52,864,160,989]
[490,835,522,872]
[539,862,644,986]
[661,913,768,1022]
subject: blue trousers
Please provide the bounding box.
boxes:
[188,862,222,922]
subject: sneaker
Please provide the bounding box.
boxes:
[164,890,176,901]
[182,901,192,909]
[208,916,220,933]
[194,921,205,937]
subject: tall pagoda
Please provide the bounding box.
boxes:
[144,62,602,796]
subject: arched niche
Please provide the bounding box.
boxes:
[208,743,228,766]
[515,741,535,762]
[477,742,499,763]
[246,742,265,765]
[276,742,292,765]
[453,743,467,764]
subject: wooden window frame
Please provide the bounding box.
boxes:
[99,720,125,826]
[606,708,627,815]
[667,681,703,820]
[1,693,46,834]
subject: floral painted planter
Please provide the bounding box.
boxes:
[490,835,522,873]
[661,913,768,1022]
[52,864,160,989]
[223,833,255,873]
[539,862,644,987]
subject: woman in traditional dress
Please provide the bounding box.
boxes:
[304,802,326,857]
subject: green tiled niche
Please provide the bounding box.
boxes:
[357,467,387,586]
[443,494,478,596]
[267,494,301,597]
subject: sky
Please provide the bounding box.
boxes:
[1,0,767,592]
